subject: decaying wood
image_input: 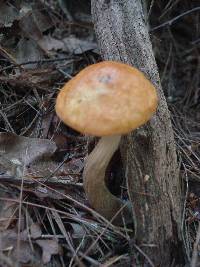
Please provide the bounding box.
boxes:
[91,0,183,265]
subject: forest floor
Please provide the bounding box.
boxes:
[0,1,199,266]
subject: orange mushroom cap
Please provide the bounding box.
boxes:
[56,61,158,136]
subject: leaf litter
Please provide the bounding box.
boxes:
[0,2,129,264]
[0,0,199,266]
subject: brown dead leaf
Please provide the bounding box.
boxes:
[38,34,97,55]
[63,35,97,54]
[19,6,53,41]
[0,2,19,27]
[19,11,43,41]
[38,35,65,52]
[14,38,44,69]
[0,230,35,264]
[32,7,53,33]
[18,222,42,241]
[0,132,58,179]
[36,239,61,264]
[0,195,17,231]
[58,0,92,23]
[0,132,84,189]
[0,227,62,265]
[30,223,42,239]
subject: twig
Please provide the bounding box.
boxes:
[0,194,128,240]
[51,207,86,267]
[191,38,200,45]
[191,221,200,267]
[101,254,129,267]
[181,164,191,263]
[0,57,80,73]
[79,203,131,261]
[0,110,15,133]
[16,148,28,266]
[150,7,200,31]
[133,243,155,267]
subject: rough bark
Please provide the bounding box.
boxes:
[91,1,182,266]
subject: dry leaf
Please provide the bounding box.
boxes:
[0,2,19,27]
[19,3,53,41]
[14,38,44,68]
[36,239,61,264]
[0,132,57,179]
[38,35,65,52]
[0,230,35,264]
[63,35,97,54]
[0,193,18,231]
[30,223,42,239]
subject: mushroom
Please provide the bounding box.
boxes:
[55,61,158,225]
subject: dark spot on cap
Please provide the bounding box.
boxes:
[99,75,112,84]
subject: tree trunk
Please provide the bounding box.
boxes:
[91,1,183,266]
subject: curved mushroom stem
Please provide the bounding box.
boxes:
[83,135,132,225]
